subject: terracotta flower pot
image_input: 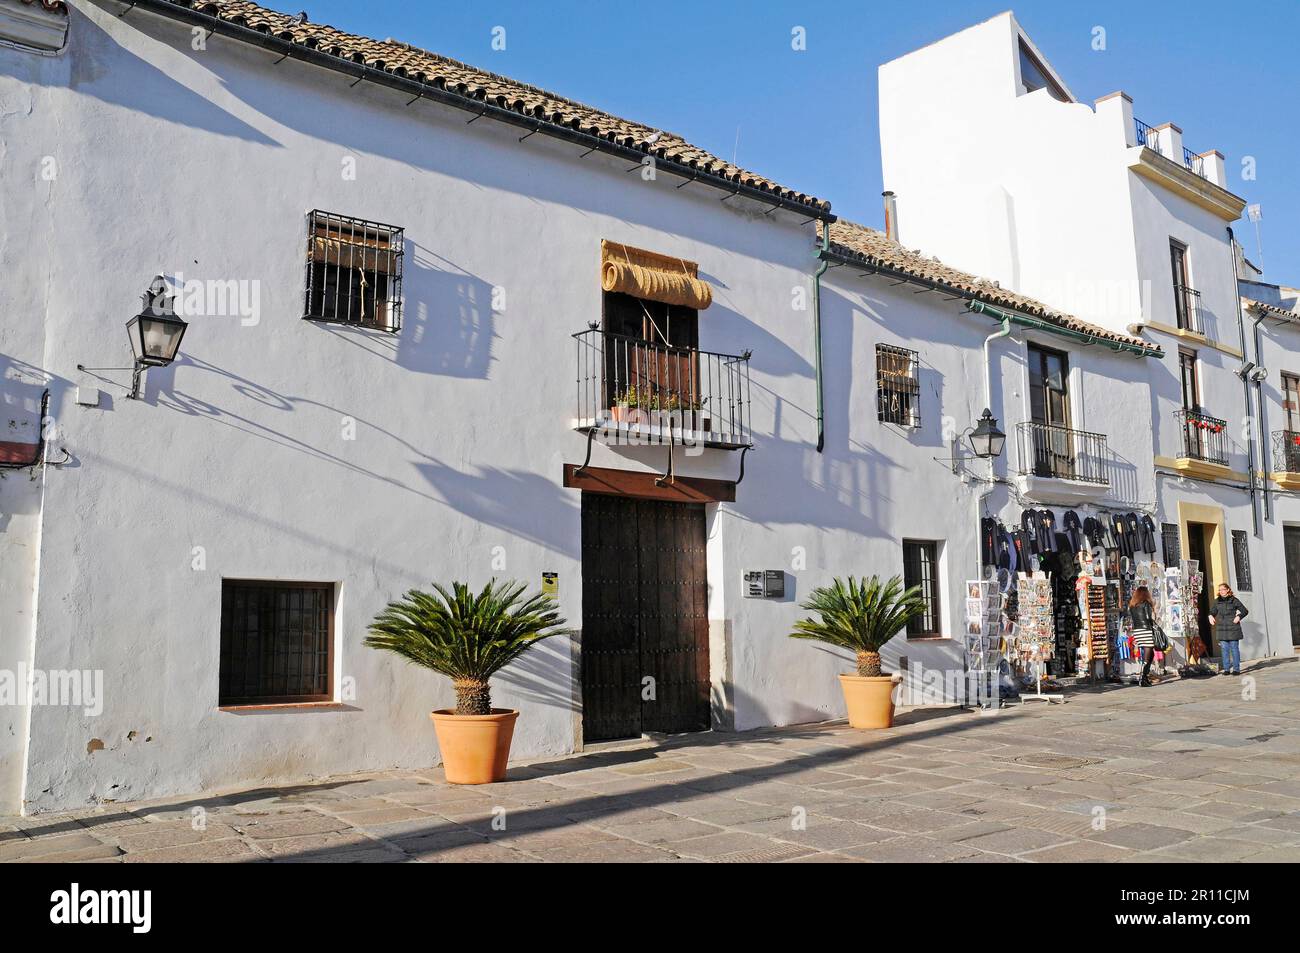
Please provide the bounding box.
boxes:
[838,674,898,729]
[429,708,519,784]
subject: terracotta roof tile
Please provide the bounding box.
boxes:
[1244,297,1300,321]
[823,220,1160,353]
[153,1,829,213]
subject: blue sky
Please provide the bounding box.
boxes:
[295,0,1296,282]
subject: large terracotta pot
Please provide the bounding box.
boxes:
[429,708,519,784]
[838,674,898,729]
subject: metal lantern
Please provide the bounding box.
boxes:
[967,408,1006,459]
[125,311,187,368]
[125,276,187,397]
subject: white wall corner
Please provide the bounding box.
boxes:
[1094,91,1135,147]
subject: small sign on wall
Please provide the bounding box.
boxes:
[541,572,558,597]
[744,570,785,599]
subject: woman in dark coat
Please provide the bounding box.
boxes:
[1208,583,1248,675]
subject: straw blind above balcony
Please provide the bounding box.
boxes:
[601,241,713,311]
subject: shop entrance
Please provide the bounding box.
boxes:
[1186,521,1214,655]
[580,493,710,742]
[1284,527,1300,647]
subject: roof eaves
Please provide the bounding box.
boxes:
[127,0,834,220]
[820,227,1161,356]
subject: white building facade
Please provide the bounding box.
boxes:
[0,1,1290,815]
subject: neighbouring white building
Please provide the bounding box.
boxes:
[0,1,1290,814]
[878,10,1276,664]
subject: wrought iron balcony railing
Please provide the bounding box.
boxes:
[1134,118,1210,182]
[1016,422,1110,485]
[1272,430,1300,474]
[1135,117,1160,152]
[1174,283,1204,334]
[573,328,752,449]
[1176,409,1228,465]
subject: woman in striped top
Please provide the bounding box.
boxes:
[1129,586,1158,687]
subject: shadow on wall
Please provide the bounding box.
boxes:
[399,243,497,379]
[56,8,282,149]
[304,245,499,379]
[148,354,578,558]
[496,637,576,713]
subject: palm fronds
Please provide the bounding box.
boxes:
[365,579,571,714]
[790,575,926,676]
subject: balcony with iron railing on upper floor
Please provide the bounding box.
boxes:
[1271,430,1300,489]
[572,327,753,450]
[1013,422,1111,503]
[1173,409,1229,478]
[1017,422,1110,484]
[1135,118,1211,182]
[1173,283,1205,335]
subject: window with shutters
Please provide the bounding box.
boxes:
[304,210,404,331]
[902,540,941,637]
[877,344,920,427]
[219,580,335,705]
[1232,530,1253,591]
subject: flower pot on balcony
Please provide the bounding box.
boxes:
[610,404,646,426]
[430,708,519,784]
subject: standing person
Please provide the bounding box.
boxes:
[1209,583,1248,675]
[1129,586,1158,687]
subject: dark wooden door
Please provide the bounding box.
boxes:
[1187,524,1213,654]
[581,493,709,741]
[1285,528,1300,647]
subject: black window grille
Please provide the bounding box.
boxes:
[304,210,404,331]
[219,580,334,705]
[877,343,920,427]
[902,540,940,637]
[1161,523,1181,566]
[1232,530,1252,592]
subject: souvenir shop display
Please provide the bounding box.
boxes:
[1012,572,1062,703]
[980,506,1164,700]
[963,579,1005,708]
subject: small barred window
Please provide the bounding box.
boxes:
[1232,530,1252,592]
[304,210,404,331]
[1161,523,1181,566]
[877,343,920,427]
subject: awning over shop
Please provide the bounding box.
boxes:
[601,240,713,310]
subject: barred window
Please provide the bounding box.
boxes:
[902,539,941,637]
[1161,522,1181,566]
[220,580,334,705]
[877,343,920,427]
[1232,530,1253,591]
[304,210,404,331]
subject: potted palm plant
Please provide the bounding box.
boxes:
[790,575,925,729]
[365,579,571,784]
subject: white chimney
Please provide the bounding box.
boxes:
[882,191,899,242]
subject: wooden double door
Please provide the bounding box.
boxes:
[1285,527,1300,648]
[580,493,710,741]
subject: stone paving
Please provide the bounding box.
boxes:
[5,657,1300,863]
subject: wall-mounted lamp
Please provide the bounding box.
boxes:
[125,276,187,398]
[967,408,1006,459]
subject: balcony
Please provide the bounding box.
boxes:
[1271,430,1300,489]
[1135,118,1208,181]
[1014,422,1110,503]
[1173,283,1205,336]
[1172,409,1230,479]
[1123,112,1245,221]
[573,328,753,450]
